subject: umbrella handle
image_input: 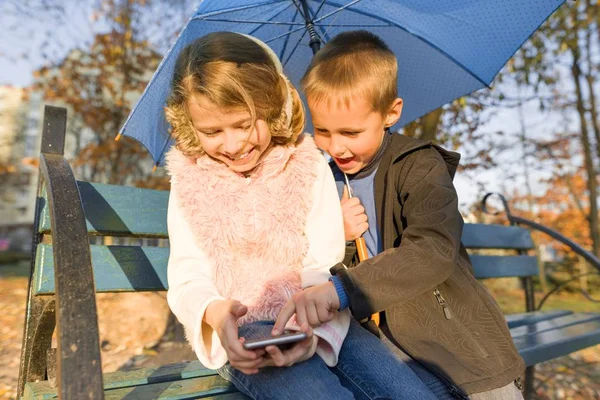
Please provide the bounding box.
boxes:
[355,237,369,262]
[354,237,380,326]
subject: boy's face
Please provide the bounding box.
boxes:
[309,96,403,174]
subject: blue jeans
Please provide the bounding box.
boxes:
[382,335,457,399]
[218,319,437,400]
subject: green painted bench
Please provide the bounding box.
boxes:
[18,106,600,399]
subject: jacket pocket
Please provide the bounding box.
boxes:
[432,288,490,359]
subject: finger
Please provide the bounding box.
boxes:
[234,365,260,375]
[294,304,308,329]
[306,303,321,327]
[226,328,262,361]
[349,203,365,216]
[344,197,360,208]
[256,356,276,369]
[230,356,266,370]
[317,305,335,323]
[265,345,287,367]
[358,222,369,234]
[230,301,248,318]
[238,337,266,357]
[355,213,368,224]
[341,185,349,203]
[279,337,314,367]
[273,300,296,335]
[299,322,314,338]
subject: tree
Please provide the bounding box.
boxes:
[30,1,175,186]
[503,0,600,256]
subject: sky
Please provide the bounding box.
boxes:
[0,2,577,214]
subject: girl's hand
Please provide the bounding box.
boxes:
[341,186,369,241]
[258,324,317,368]
[205,299,265,374]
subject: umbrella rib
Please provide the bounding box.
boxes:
[312,0,363,24]
[201,18,304,25]
[314,23,390,27]
[277,8,301,61]
[312,0,328,21]
[283,28,309,67]
[193,0,287,19]
[264,25,309,43]
[248,1,296,36]
[290,0,306,19]
[155,135,174,168]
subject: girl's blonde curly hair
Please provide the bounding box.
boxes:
[164,32,305,158]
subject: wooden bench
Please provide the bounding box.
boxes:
[18,106,600,399]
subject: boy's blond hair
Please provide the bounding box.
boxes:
[301,30,397,115]
[165,32,304,158]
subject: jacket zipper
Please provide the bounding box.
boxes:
[434,288,489,359]
[434,288,452,319]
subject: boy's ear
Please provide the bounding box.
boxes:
[385,98,403,127]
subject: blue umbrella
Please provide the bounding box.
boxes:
[119,0,565,167]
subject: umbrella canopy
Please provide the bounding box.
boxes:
[119,0,565,166]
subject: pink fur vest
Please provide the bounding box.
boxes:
[166,135,322,325]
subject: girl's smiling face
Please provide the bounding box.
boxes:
[188,95,272,174]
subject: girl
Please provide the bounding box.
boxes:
[164,31,436,400]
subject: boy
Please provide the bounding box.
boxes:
[273,31,525,399]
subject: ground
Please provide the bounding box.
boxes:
[1,262,599,400]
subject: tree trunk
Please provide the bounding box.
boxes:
[577,255,589,293]
[518,91,547,291]
[417,108,444,142]
[571,51,600,257]
[517,91,535,213]
[583,21,600,166]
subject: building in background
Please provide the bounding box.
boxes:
[0,86,43,259]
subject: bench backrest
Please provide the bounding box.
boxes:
[462,223,538,279]
[33,183,538,295]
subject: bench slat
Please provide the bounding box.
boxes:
[510,312,600,338]
[513,314,600,366]
[39,182,169,237]
[470,255,539,279]
[104,361,214,390]
[505,310,573,329]
[23,375,238,400]
[33,250,540,294]
[34,244,169,295]
[22,361,218,399]
[462,224,534,250]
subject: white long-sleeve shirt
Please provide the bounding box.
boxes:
[166,154,350,369]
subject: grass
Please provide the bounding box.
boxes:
[484,280,600,314]
[0,260,30,279]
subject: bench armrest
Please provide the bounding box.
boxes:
[39,106,104,399]
[483,192,600,310]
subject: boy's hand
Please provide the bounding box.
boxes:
[272,282,339,335]
[341,186,369,241]
[205,299,265,374]
[258,324,317,368]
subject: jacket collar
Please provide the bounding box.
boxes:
[373,133,461,249]
[386,133,461,179]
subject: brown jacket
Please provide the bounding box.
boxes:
[331,133,525,396]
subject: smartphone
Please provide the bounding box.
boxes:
[242,331,308,350]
